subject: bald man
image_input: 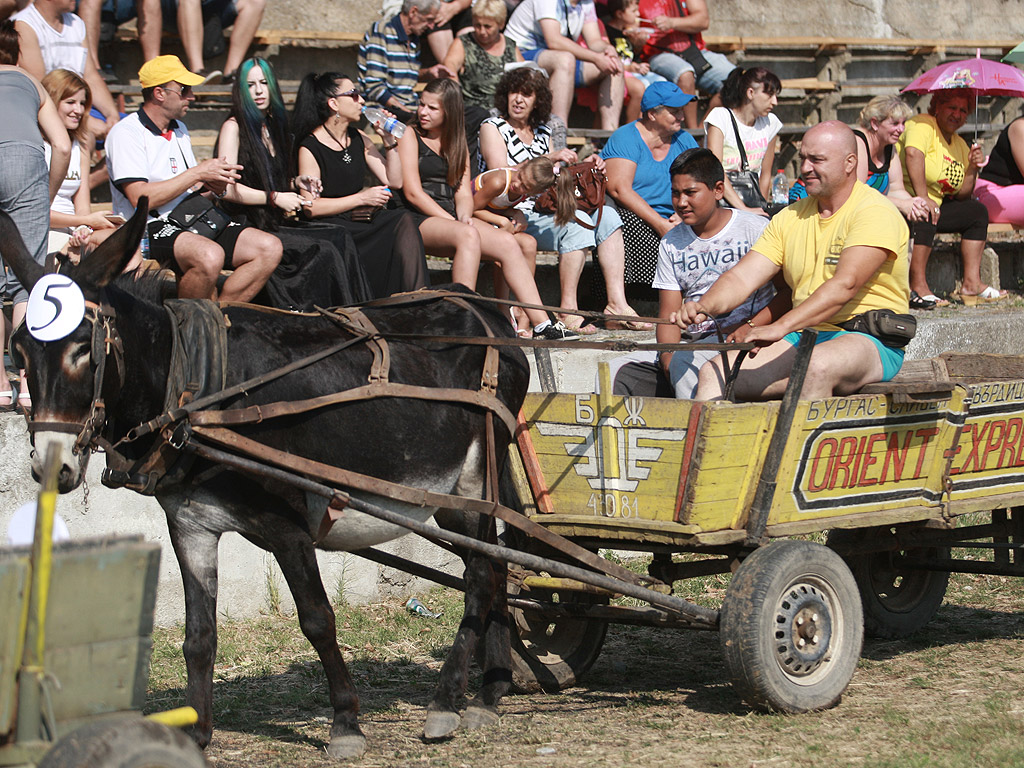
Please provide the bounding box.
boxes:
[673,121,911,400]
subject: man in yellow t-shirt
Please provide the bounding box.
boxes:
[673,121,910,400]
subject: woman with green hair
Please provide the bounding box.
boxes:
[216,57,372,308]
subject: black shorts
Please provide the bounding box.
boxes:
[147,217,246,272]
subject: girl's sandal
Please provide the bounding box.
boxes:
[603,306,653,331]
[0,390,14,413]
[556,313,598,335]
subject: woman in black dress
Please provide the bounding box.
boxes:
[292,72,428,298]
[216,57,372,309]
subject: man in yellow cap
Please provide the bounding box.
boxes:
[104,55,281,301]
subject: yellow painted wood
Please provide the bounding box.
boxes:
[945,382,1024,504]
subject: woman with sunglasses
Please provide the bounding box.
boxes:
[292,72,428,299]
[215,58,372,309]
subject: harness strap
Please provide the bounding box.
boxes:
[189,424,656,588]
[316,306,390,383]
[187,380,518,437]
[442,295,501,395]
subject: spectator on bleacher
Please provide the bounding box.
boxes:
[0,0,27,22]
[215,57,372,309]
[480,66,647,332]
[399,78,578,340]
[77,0,161,76]
[442,0,522,111]
[13,0,120,140]
[602,80,697,292]
[503,0,625,131]
[597,0,664,123]
[975,115,1024,230]
[105,55,281,301]
[358,0,452,125]
[162,0,266,84]
[0,19,71,413]
[704,66,781,217]
[897,88,1005,306]
[41,68,118,256]
[292,71,429,299]
[635,0,736,130]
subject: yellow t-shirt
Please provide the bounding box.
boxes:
[753,181,910,329]
[898,113,970,205]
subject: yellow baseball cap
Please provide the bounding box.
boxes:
[138,55,205,89]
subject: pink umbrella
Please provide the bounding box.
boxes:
[902,52,1024,97]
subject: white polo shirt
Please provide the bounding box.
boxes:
[105,108,197,220]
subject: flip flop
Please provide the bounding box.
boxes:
[919,293,950,308]
[909,291,936,310]
[953,286,1008,306]
[603,306,653,331]
[0,389,14,413]
[15,389,31,416]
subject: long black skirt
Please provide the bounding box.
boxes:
[323,207,428,299]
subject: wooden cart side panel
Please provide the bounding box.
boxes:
[0,555,30,737]
[521,392,695,524]
[945,382,1024,503]
[767,391,966,526]
[678,402,777,530]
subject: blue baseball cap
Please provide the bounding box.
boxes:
[639,81,694,113]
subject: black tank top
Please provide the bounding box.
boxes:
[980,117,1024,187]
[299,125,367,199]
[414,130,455,216]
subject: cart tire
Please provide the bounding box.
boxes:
[827,528,949,639]
[38,717,207,768]
[508,570,608,694]
[720,540,863,714]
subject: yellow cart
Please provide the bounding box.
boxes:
[505,343,1024,713]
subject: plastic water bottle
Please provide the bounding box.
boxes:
[771,170,789,207]
[140,229,150,260]
[363,106,405,138]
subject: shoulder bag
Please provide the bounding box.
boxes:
[725,110,768,211]
[534,158,607,230]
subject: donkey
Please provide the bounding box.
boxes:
[3,202,530,759]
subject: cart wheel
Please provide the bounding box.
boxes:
[38,716,207,768]
[827,528,949,639]
[508,569,608,694]
[720,540,863,713]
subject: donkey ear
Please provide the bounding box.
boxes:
[0,209,46,293]
[75,197,150,288]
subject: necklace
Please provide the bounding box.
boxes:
[324,123,352,164]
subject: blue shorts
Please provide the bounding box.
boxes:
[523,203,622,254]
[782,330,905,383]
[521,48,587,87]
[648,49,737,94]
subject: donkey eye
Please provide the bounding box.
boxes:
[68,342,91,368]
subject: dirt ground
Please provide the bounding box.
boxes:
[147,569,1024,768]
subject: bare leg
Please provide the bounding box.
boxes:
[177,0,205,73]
[172,232,225,299]
[223,0,265,76]
[595,228,633,315]
[0,304,9,407]
[12,301,27,390]
[426,27,454,65]
[218,228,281,302]
[676,71,698,129]
[624,75,645,122]
[908,242,933,298]
[418,217,482,290]
[556,248,586,320]
[473,221,548,327]
[584,64,624,132]
[960,238,989,295]
[536,49,576,126]
[78,0,102,69]
[137,0,163,61]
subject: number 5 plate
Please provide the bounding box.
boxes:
[26,274,86,342]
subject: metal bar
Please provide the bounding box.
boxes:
[351,547,466,593]
[994,509,1009,566]
[534,347,557,393]
[945,541,1024,550]
[895,555,1024,577]
[185,440,720,627]
[744,329,817,546]
[507,598,717,631]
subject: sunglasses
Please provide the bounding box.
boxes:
[161,84,193,97]
[334,88,363,100]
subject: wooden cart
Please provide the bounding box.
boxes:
[0,448,205,768]
[502,347,1024,712]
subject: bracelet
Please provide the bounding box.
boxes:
[746,319,756,328]
[269,190,278,205]
[382,141,398,152]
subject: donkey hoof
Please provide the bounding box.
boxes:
[327,733,367,760]
[462,704,499,731]
[423,710,461,741]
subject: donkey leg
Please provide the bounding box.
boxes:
[273,539,365,759]
[166,519,220,748]
[463,556,511,731]
[424,511,499,740]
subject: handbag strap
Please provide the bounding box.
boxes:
[727,109,752,172]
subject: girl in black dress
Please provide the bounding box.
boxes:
[293,72,428,298]
[398,78,575,340]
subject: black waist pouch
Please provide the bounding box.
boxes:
[837,309,916,348]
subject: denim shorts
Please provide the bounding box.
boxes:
[782,330,905,382]
[523,203,622,254]
[0,143,49,303]
[648,49,737,94]
[521,48,588,87]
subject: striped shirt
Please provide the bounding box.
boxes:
[358,16,420,112]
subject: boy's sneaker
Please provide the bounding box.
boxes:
[533,321,580,341]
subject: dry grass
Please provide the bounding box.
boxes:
[147,563,1024,768]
